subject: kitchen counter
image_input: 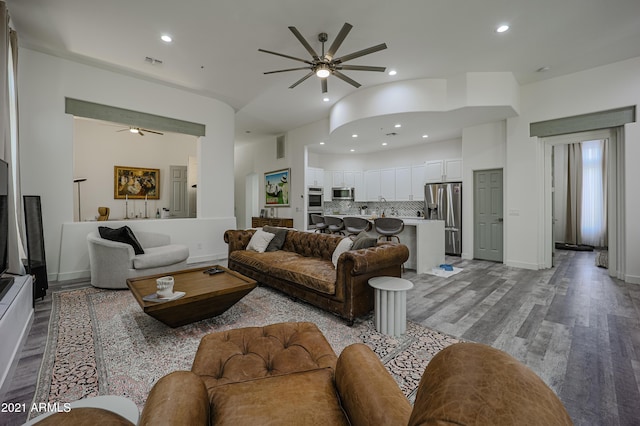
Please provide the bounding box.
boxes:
[326,215,445,274]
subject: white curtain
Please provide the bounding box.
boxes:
[580,140,607,247]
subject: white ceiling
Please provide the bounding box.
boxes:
[7,0,640,153]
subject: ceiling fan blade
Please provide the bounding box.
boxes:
[338,65,386,72]
[325,23,352,60]
[116,129,128,132]
[289,71,314,89]
[321,78,328,93]
[258,48,313,65]
[264,66,312,74]
[138,130,145,136]
[288,26,320,60]
[334,43,387,64]
[141,128,164,135]
[332,71,361,88]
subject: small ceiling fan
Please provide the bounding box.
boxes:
[259,23,387,93]
[117,127,164,136]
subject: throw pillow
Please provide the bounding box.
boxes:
[98,226,145,255]
[263,225,288,252]
[351,231,378,250]
[332,237,354,268]
[247,229,276,253]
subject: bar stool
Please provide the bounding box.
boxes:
[324,216,345,235]
[374,217,404,243]
[310,214,328,233]
[343,216,372,236]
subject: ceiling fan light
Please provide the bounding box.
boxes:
[316,64,331,78]
[129,128,139,134]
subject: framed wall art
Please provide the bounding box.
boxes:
[114,166,160,199]
[264,168,290,207]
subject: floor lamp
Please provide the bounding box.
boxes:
[73,178,87,221]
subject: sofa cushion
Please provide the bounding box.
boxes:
[133,244,189,270]
[332,237,354,268]
[263,225,288,252]
[246,229,275,253]
[351,231,378,250]
[99,225,144,254]
[209,368,348,426]
[229,250,337,295]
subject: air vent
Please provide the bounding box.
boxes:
[144,56,163,65]
[276,135,286,159]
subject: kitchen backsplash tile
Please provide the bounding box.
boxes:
[324,200,425,218]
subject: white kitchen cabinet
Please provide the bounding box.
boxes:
[344,171,365,201]
[411,164,426,201]
[364,169,381,201]
[395,166,411,201]
[332,170,344,187]
[323,171,333,202]
[380,168,396,201]
[306,167,324,187]
[424,158,463,182]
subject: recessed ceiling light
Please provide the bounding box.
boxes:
[382,142,388,146]
[350,149,355,152]
[322,97,330,102]
[161,34,173,43]
[388,70,397,76]
[319,141,325,145]
[496,25,509,33]
[394,124,401,128]
[352,134,358,138]
[422,134,429,138]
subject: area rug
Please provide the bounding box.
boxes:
[32,285,459,417]
[426,266,463,278]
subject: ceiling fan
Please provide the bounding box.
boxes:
[117,127,164,136]
[259,23,387,93]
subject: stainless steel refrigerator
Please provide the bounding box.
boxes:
[425,182,462,255]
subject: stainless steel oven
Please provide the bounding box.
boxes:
[308,186,324,210]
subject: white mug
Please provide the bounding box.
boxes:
[156,276,174,298]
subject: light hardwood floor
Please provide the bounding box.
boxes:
[1,250,639,425]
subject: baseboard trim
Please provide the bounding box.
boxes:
[505,260,540,270]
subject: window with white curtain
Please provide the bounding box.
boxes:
[580,140,606,246]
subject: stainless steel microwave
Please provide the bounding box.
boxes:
[332,187,355,201]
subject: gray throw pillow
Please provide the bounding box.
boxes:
[350,231,378,250]
[263,225,288,252]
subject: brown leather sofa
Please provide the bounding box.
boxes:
[38,322,573,425]
[224,229,409,324]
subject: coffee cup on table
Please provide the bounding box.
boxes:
[156,276,174,298]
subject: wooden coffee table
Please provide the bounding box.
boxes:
[127,265,257,327]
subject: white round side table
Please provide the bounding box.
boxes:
[368,276,414,336]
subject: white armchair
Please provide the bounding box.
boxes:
[87,231,189,289]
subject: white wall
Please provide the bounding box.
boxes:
[311,138,462,171]
[19,49,236,280]
[461,121,507,260]
[73,118,197,221]
[506,56,640,281]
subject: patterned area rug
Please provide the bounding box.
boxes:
[32,285,459,416]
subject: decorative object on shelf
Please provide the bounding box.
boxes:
[264,168,290,207]
[114,166,159,200]
[97,207,110,221]
[73,177,87,221]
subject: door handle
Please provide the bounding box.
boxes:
[497,218,504,223]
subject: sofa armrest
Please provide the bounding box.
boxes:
[139,371,209,426]
[87,233,135,266]
[336,343,411,426]
[338,243,409,275]
[224,229,256,254]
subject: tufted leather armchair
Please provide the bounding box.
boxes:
[135,322,572,426]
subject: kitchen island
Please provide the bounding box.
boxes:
[325,215,445,274]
